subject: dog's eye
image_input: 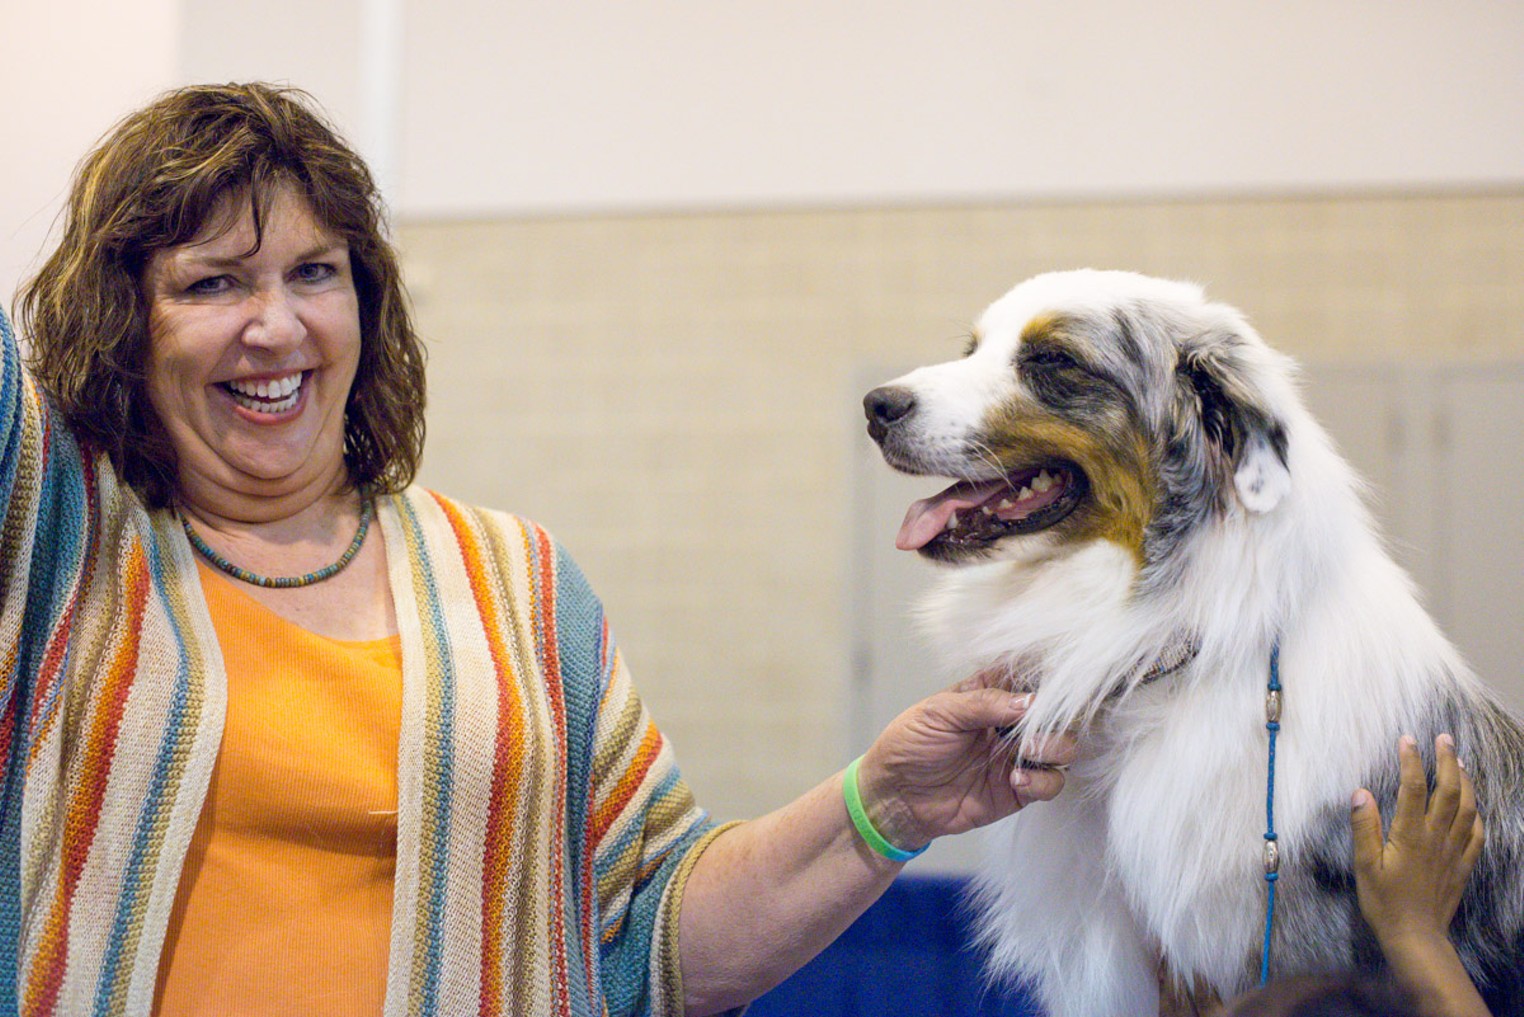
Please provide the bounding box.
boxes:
[1020,346,1083,373]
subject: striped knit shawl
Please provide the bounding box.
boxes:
[0,310,722,1017]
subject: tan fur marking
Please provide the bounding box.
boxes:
[979,406,1156,569]
[1019,313,1067,347]
[1019,312,1098,366]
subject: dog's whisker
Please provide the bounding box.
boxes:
[965,438,1013,487]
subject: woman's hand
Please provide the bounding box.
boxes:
[679,672,1077,1014]
[1350,733,1491,1017]
[854,674,1077,853]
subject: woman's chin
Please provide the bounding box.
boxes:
[176,453,348,511]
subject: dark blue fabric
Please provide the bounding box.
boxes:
[748,874,1042,1017]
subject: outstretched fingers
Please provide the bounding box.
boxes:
[1427,733,1465,837]
[1389,734,1429,846]
[1350,787,1386,876]
[1424,733,1485,878]
[1444,739,1486,874]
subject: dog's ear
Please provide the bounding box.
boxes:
[1175,333,1290,513]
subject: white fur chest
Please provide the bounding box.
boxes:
[1098,670,1269,984]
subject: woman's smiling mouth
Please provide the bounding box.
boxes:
[222,371,307,414]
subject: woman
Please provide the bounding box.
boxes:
[1,83,1072,1016]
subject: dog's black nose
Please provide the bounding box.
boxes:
[864,386,916,428]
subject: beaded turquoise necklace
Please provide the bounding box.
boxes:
[181,499,374,588]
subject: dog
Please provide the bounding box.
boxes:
[862,270,1524,1016]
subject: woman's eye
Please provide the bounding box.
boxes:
[294,262,337,284]
[186,275,232,296]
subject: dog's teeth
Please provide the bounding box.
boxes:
[1018,486,1032,501]
[981,505,994,516]
[1033,472,1053,493]
[997,498,1013,510]
[947,511,959,531]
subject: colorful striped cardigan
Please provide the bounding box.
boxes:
[0,307,727,1016]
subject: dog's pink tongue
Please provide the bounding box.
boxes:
[896,479,1010,551]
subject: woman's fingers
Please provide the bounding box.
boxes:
[1012,728,1078,768]
[1010,763,1065,807]
[949,667,1016,695]
[931,686,1032,732]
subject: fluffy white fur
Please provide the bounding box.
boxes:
[866,270,1519,1014]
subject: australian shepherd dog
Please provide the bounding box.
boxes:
[863,270,1524,1015]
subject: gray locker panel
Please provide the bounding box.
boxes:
[1298,364,1432,593]
[1433,367,1524,710]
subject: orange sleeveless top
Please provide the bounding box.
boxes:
[152,563,403,1017]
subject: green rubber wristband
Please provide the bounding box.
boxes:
[843,756,928,863]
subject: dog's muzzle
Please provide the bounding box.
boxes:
[863,382,1090,557]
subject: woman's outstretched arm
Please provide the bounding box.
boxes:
[678,680,1074,1016]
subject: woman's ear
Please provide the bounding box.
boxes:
[1175,333,1290,514]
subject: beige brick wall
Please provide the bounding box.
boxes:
[397,192,1524,822]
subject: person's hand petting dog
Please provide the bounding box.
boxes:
[855,673,1076,854]
[679,672,1076,1014]
[1350,734,1491,1017]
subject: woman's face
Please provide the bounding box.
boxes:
[143,185,362,509]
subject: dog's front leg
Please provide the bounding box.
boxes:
[974,785,1159,1017]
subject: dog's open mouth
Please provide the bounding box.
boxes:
[896,463,1088,554]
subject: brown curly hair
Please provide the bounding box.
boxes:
[17,81,426,508]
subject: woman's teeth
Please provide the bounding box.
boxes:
[225,373,303,413]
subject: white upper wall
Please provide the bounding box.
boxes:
[4,1,1522,299]
[0,0,181,308]
[398,0,1524,216]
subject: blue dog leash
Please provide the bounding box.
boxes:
[1260,640,1283,985]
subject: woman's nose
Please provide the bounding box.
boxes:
[242,287,306,349]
